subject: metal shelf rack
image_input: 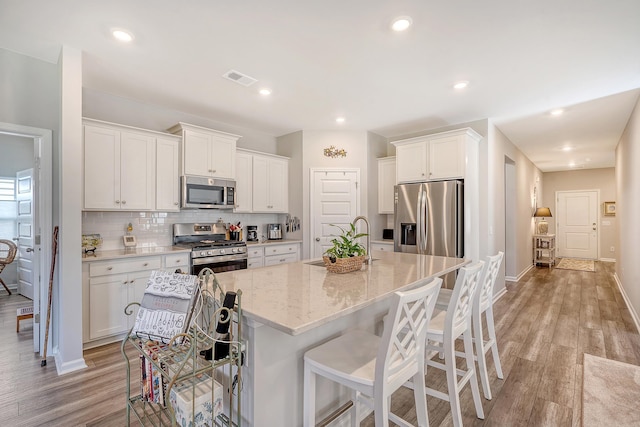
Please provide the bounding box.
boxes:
[121,269,243,426]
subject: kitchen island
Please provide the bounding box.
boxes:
[213,250,468,426]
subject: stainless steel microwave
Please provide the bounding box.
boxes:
[181,176,235,209]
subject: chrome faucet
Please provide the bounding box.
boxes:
[352,215,372,264]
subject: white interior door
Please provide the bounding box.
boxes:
[310,169,359,258]
[16,169,35,300]
[556,190,598,259]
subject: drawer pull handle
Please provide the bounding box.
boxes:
[176,259,181,263]
[107,267,113,271]
[280,258,286,262]
[143,263,148,267]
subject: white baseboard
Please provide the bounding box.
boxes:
[493,286,508,303]
[505,263,534,283]
[54,347,88,375]
[613,273,640,334]
[599,257,616,262]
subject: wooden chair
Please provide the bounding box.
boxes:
[425,261,485,427]
[303,277,442,427]
[436,252,505,400]
[0,239,17,295]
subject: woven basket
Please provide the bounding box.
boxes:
[323,255,366,274]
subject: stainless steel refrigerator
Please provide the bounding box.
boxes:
[394,180,464,287]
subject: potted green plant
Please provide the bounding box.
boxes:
[323,224,368,273]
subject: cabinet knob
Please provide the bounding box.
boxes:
[315,238,320,242]
[107,267,113,271]
[122,200,127,205]
[421,173,425,176]
[273,249,276,252]
[176,259,181,263]
[143,263,148,267]
[115,200,120,204]
[280,259,286,262]
[174,202,179,206]
[212,169,216,173]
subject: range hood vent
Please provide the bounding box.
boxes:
[223,69,257,87]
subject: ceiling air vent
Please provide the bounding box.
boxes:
[223,69,257,87]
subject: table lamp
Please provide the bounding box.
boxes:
[533,207,552,234]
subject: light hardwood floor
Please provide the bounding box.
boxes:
[1,261,638,426]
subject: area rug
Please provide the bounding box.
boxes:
[555,258,595,272]
[583,354,640,426]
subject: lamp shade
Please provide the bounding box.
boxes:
[533,207,552,218]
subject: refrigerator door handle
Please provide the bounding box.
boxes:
[422,188,428,253]
[416,188,423,254]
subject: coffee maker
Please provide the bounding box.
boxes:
[267,224,283,240]
[247,225,258,242]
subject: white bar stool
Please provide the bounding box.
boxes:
[424,261,485,427]
[435,252,505,400]
[303,277,442,427]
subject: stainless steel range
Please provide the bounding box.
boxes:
[173,223,247,274]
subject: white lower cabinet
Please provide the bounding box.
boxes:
[371,242,394,252]
[247,246,265,269]
[247,242,300,268]
[83,252,190,345]
[264,243,300,266]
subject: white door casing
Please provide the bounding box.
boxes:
[556,190,598,259]
[1,121,52,355]
[16,169,35,301]
[310,169,360,259]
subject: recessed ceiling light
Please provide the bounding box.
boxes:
[336,117,346,123]
[550,109,564,116]
[112,29,134,43]
[391,16,412,32]
[562,146,572,152]
[453,81,469,90]
[259,88,272,96]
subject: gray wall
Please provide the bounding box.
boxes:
[542,168,617,261]
[616,94,640,326]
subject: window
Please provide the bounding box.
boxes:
[0,177,17,239]
[0,178,16,201]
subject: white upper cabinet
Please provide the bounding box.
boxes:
[396,140,428,183]
[235,150,253,213]
[156,138,180,211]
[377,157,396,214]
[84,121,156,211]
[428,134,465,180]
[252,153,289,213]
[392,128,481,183]
[169,123,240,179]
[83,119,180,211]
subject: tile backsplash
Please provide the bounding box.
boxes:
[82,210,286,250]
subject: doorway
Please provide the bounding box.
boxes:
[504,157,517,279]
[556,190,599,260]
[0,122,52,355]
[309,169,360,259]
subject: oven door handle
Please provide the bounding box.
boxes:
[191,253,248,266]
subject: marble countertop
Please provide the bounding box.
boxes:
[212,250,468,336]
[81,246,191,262]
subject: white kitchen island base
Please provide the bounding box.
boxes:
[213,250,468,426]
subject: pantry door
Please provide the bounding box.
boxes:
[556,190,598,259]
[310,169,360,259]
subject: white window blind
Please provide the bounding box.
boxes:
[0,178,16,201]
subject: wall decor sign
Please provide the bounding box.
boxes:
[603,201,616,216]
[323,145,347,158]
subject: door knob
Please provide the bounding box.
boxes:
[315,238,320,242]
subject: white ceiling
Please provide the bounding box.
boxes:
[2,0,639,172]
